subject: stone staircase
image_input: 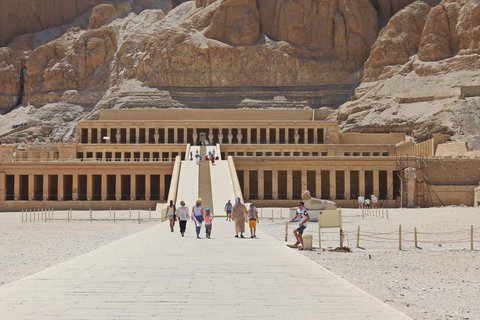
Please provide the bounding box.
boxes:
[198,146,214,215]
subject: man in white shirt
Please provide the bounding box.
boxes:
[289,201,310,250]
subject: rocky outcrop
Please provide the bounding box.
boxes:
[24,26,117,106]
[0,0,104,47]
[364,2,433,81]
[89,4,118,30]
[257,0,378,71]
[204,0,260,46]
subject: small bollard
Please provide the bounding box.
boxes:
[90,208,92,222]
[21,210,24,222]
[109,208,112,218]
[129,208,132,218]
[114,209,116,222]
[138,209,141,224]
[303,235,313,250]
[149,208,151,219]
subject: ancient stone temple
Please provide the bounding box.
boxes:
[0,109,478,212]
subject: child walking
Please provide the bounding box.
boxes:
[248,203,259,238]
[204,208,214,239]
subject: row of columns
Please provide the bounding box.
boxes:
[11,174,166,201]
[241,169,393,200]
[83,127,325,145]
[77,151,179,161]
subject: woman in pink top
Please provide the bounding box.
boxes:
[204,208,214,239]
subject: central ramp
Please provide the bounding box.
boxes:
[0,220,412,319]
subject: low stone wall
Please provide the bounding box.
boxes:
[426,159,480,185]
[0,200,163,212]
[428,185,475,207]
[250,199,399,208]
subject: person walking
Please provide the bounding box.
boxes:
[232,197,247,238]
[191,198,204,239]
[190,151,193,161]
[166,200,176,232]
[195,150,200,165]
[204,208,214,239]
[225,200,232,221]
[289,201,310,250]
[248,203,259,238]
[371,194,378,208]
[176,200,190,237]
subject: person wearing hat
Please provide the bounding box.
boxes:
[248,203,259,238]
[289,201,310,250]
[204,208,214,239]
[191,198,204,239]
[232,197,247,238]
[176,200,190,237]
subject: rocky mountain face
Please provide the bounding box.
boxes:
[0,0,479,147]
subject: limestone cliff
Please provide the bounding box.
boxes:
[0,0,478,148]
[338,0,480,147]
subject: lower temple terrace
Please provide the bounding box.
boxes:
[1,109,479,211]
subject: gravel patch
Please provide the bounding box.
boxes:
[259,207,480,320]
[0,210,161,286]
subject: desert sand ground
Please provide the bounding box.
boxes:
[1,207,479,320]
[259,207,480,320]
[0,210,161,286]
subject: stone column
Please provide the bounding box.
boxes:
[237,131,243,144]
[301,170,307,193]
[316,170,322,199]
[145,128,150,144]
[314,129,318,144]
[107,128,111,144]
[145,174,151,201]
[330,170,336,200]
[247,128,252,144]
[266,129,270,144]
[183,129,188,144]
[154,128,159,144]
[294,128,300,144]
[58,174,64,201]
[287,170,293,200]
[165,128,169,144]
[387,170,393,199]
[256,128,261,144]
[131,174,136,201]
[87,128,92,143]
[28,174,34,200]
[87,174,92,201]
[14,174,20,200]
[174,128,179,144]
[126,128,131,144]
[0,173,5,203]
[72,175,78,201]
[43,175,48,200]
[304,129,308,145]
[208,129,213,143]
[101,174,107,200]
[244,170,250,200]
[373,169,380,198]
[359,170,365,197]
[272,170,278,200]
[344,169,351,199]
[258,169,264,200]
[116,174,122,200]
[136,127,140,144]
[116,129,121,144]
[160,174,166,200]
[97,129,102,144]
[218,129,223,144]
[276,128,280,144]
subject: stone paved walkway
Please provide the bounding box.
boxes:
[0,220,411,319]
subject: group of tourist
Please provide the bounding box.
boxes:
[165,197,259,239]
[357,194,378,208]
[191,149,219,165]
